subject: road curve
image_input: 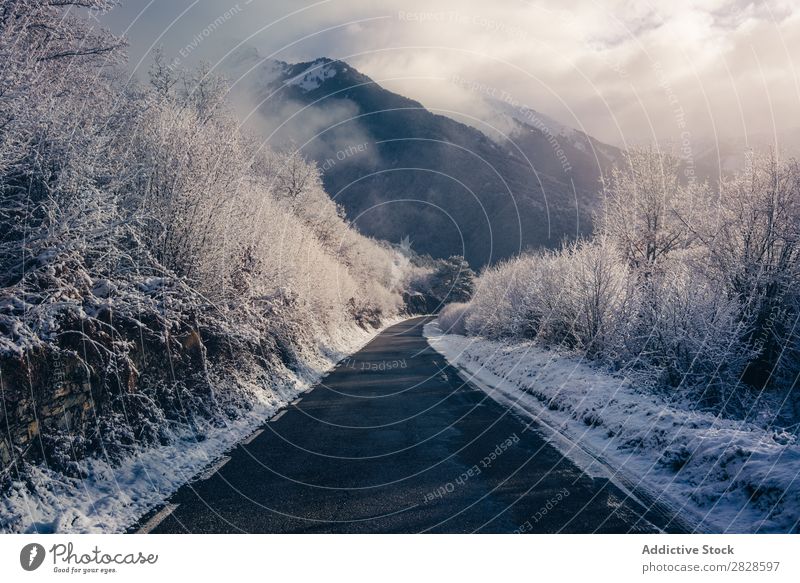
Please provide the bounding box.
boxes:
[140,317,677,533]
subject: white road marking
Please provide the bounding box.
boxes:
[198,456,231,481]
[270,409,287,422]
[243,428,263,444]
[137,503,179,534]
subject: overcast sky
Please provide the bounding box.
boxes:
[102,0,800,148]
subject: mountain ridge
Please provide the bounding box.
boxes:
[226,49,621,267]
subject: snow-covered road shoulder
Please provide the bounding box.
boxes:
[424,322,800,533]
[0,319,403,534]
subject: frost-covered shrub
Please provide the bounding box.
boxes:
[119,95,248,285]
[464,260,521,339]
[515,252,568,344]
[464,242,626,350]
[438,302,470,335]
[466,254,546,340]
[614,254,755,394]
[559,239,629,355]
[457,148,799,402]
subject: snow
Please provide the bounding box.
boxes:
[424,322,800,533]
[287,60,338,91]
[485,96,577,138]
[0,319,401,534]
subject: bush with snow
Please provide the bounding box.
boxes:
[451,147,799,416]
[437,302,470,335]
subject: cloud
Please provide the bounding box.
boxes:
[102,0,800,148]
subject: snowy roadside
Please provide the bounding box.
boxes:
[424,322,800,533]
[0,318,404,534]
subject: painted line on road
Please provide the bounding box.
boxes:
[198,456,231,481]
[243,428,264,444]
[270,409,288,423]
[137,503,179,534]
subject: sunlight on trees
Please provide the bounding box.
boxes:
[457,147,800,409]
[0,1,410,457]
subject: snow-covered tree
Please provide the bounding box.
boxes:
[599,146,706,270]
[428,255,475,304]
[703,151,800,387]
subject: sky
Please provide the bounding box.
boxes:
[101,0,800,149]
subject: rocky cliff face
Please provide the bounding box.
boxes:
[1,307,223,477]
[1,349,94,468]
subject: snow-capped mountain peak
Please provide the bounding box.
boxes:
[287,59,339,91]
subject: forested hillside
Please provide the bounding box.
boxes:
[226,51,624,267]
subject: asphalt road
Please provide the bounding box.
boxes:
[143,317,678,533]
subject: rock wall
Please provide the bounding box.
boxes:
[0,349,96,470]
[0,318,212,476]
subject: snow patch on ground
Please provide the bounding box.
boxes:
[0,319,400,534]
[424,322,800,533]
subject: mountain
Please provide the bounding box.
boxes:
[226,50,623,267]
[474,96,621,195]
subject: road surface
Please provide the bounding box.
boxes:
[141,317,682,533]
